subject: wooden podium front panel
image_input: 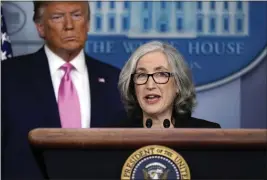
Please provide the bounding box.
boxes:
[41,148,266,179]
[29,129,267,179]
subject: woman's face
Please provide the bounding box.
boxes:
[134,51,178,117]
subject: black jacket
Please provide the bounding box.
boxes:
[110,110,221,128]
[1,47,124,179]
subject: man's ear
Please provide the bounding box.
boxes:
[35,23,45,38]
[86,20,90,33]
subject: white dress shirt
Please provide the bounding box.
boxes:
[45,45,91,128]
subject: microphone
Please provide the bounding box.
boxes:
[163,119,170,128]
[145,119,153,128]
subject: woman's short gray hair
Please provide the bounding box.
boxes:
[118,41,197,117]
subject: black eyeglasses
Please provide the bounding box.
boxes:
[132,72,174,85]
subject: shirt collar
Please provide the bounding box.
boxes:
[45,45,87,75]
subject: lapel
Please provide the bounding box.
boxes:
[30,49,108,128]
[31,47,61,128]
[174,113,192,128]
[84,55,106,127]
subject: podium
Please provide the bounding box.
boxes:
[28,129,267,179]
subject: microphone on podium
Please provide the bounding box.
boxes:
[145,118,152,128]
[163,119,170,128]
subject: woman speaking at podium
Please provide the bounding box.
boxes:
[115,41,221,128]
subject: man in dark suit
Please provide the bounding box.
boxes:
[1,1,123,179]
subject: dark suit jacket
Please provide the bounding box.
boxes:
[1,47,124,179]
[109,111,221,128]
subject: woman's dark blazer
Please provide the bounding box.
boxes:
[110,111,221,128]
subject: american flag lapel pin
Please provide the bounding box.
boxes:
[98,77,105,83]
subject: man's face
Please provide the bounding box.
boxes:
[36,2,89,54]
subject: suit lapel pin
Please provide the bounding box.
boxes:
[98,77,106,83]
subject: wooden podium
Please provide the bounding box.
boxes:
[28,129,267,179]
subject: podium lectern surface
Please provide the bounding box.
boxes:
[29,129,267,179]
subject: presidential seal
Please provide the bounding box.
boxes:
[121,145,190,180]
